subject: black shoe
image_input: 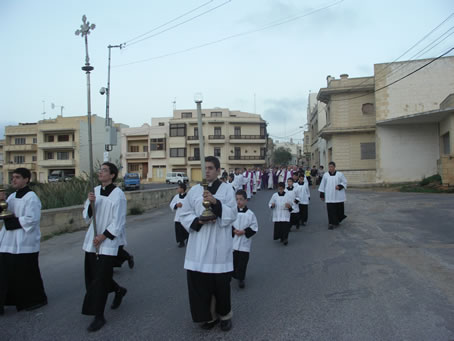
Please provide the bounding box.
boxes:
[111,287,127,310]
[334,224,340,229]
[220,319,232,331]
[201,319,219,330]
[283,239,288,246]
[328,224,334,230]
[178,242,185,248]
[87,317,106,332]
[25,300,48,311]
[296,225,300,230]
[302,222,306,226]
[0,306,4,315]
[238,280,245,289]
[128,256,135,269]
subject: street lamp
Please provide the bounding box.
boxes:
[75,15,98,251]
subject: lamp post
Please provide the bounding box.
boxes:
[75,15,98,251]
[100,44,123,157]
[194,93,216,222]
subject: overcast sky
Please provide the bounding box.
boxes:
[1,0,453,141]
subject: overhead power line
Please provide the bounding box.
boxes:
[124,0,215,45]
[327,46,454,102]
[125,0,232,47]
[113,0,344,68]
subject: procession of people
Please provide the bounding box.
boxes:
[0,159,346,333]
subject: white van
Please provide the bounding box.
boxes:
[166,172,189,184]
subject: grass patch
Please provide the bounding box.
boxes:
[399,174,454,193]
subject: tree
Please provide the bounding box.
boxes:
[272,147,292,166]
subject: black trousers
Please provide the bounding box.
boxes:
[175,222,189,244]
[299,204,308,224]
[113,246,131,268]
[186,270,231,323]
[0,252,47,311]
[290,212,300,227]
[273,222,290,241]
[326,202,347,225]
[82,252,120,317]
[232,250,250,281]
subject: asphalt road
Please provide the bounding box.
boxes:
[1,188,454,340]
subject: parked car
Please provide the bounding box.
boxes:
[124,173,141,190]
[48,170,75,183]
[166,172,189,184]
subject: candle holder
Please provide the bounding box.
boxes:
[199,180,217,222]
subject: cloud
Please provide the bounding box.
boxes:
[261,97,307,141]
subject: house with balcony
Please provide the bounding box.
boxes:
[3,115,126,183]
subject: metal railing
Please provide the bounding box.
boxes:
[188,156,200,161]
[229,135,266,139]
[228,156,265,160]
[208,135,225,139]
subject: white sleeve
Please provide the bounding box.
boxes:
[105,192,127,238]
[17,194,41,233]
[179,187,199,233]
[250,212,259,232]
[339,173,347,189]
[82,198,91,223]
[170,195,178,211]
[319,174,327,193]
[268,194,276,208]
[219,186,238,228]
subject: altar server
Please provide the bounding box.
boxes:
[0,168,47,315]
[232,190,258,289]
[268,182,293,245]
[179,156,237,332]
[81,162,128,332]
[319,161,347,229]
[169,183,189,248]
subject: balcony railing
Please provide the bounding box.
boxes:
[208,135,225,139]
[188,156,200,161]
[187,136,199,140]
[125,152,148,159]
[229,156,265,160]
[229,135,266,139]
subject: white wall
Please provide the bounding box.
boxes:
[376,124,439,183]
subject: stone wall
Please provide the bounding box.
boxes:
[439,156,454,186]
[40,186,177,239]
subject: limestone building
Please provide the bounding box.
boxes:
[121,108,267,182]
[2,115,126,183]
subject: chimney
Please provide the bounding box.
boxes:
[340,73,349,80]
[326,75,335,85]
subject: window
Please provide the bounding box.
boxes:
[260,123,266,137]
[58,135,69,142]
[170,148,186,157]
[143,146,148,152]
[45,152,54,160]
[442,132,450,155]
[360,143,376,160]
[32,155,37,161]
[158,122,165,126]
[170,123,186,137]
[57,152,69,160]
[214,147,221,157]
[194,127,198,137]
[45,135,54,142]
[234,147,241,158]
[194,148,200,159]
[260,147,266,157]
[211,111,222,117]
[181,112,192,118]
[234,127,241,136]
[129,145,139,152]
[15,138,26,145]
[33,138,37,144]
[214,127,222,136]
[129,163,140,172]
[14,155,25,163]
[362,103,375,115]
[150,138,165,151]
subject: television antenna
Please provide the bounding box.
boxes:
[51,102,65,116]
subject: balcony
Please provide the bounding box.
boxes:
[187,136,200,144]
[168,157,186,166]
[228,155,265,164]
[39,141,76,150]
[208,135,225,143]
[3,162,36,170]
[229,135,266,143]
[4,144,38,152]
[125,152,148,159]
[188,156,201,165]
[149,150,166,159]
[39,159,75,167]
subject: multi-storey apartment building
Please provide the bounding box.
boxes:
[121,108,267,182]
[0,139,4,184]
[3,115,126,183]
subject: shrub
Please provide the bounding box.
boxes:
[420,174,442,186]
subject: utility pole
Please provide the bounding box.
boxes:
[101,44,123,160]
